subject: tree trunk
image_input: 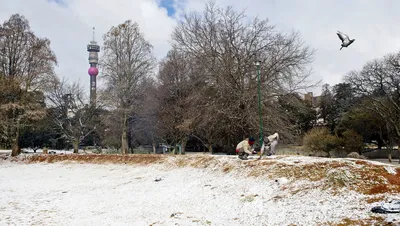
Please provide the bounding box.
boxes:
[208,144,213,154]
[73,139,79,154]
[180,137,188,155]
[152,141,156,154]
[326,151,331,158]
[11,136,20,157]
[121,112,129,154]
[11,122,20,157]
[121,129,128,154]
[387,138,394,163]
[181,138,187,155]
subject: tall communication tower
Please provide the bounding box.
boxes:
[87,27,100,106]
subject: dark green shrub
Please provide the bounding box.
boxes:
[342,129,364,155]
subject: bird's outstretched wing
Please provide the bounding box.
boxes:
[337,31,349,42]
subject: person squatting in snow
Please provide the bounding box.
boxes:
[236,137,257,160]
[259,132,279,159]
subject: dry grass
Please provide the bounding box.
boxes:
[266,161,349,182]
[174,157,188,167]
[365,195,386,204]
[247,161,278,177]
[386,173,400,185]
[367,185,390,195]
[25,154,166,165]
[9,153,400,195]
[353,160,373,166]
[288,184,321,195]
[245,159,400,195]
[332,216,388,226]
[353,164,400,195]
[222,163,235,173]
[188,156,216,168]
[165,155,219,169]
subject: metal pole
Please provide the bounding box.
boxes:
[256,63,263,148]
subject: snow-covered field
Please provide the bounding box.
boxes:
[0,149,80,154]
[0,154,399,225]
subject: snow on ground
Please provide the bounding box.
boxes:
[0,149,76,155]
[0,155,399,225]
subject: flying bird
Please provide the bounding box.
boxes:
[336,31,355,50]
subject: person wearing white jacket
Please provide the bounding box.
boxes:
[236,137,256,160]
[259,133,279,159]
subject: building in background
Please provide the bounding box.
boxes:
[304,92,321,107]
[303,92,326,126]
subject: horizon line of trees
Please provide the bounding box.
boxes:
[1,1,399,160]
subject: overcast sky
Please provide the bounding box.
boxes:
[2,0,400,96]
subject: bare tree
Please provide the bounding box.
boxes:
[101,20,155,154]
[46,79,103,153]
[0,14,57,156]
[126,76,162,153]
[170,1,315,150]
[156,49,201,154]
[345,52,400,162]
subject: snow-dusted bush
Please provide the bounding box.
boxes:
[102,148,121,154]
[347,152,366,159]
[303,127,343,157]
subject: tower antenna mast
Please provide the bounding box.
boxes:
[87,27,100,106]
[92,27,95,42]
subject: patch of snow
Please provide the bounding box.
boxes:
[0,149,83,158]
[212,154,399,168]
[274,177,289,185]
[0,161,382,225]
[22,148,78,154]
[384,166,397,175]
[386,216,400,225]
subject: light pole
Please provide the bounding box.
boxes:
[254,60,263,149]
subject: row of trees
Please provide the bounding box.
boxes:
[1,2,319,156]
[2,1,398,158]
[305,52,400,161]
